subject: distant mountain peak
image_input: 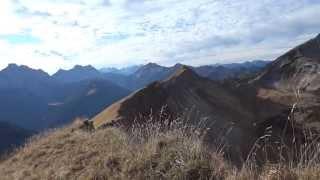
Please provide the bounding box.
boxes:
[3,64,23,72]
[54,65,99,74]
[7,63,19,68]
[4,63,27,71]
[145,62,158,66]
[52,65,101,83]
[133,63,166,79]
[74,65,84,69]
[164,66,199,83]
[73,65,97,71]
[2,63,49,76]
[144,62,162,68]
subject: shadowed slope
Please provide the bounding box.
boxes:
[92,66,256,159]
[93,66,253,129]
[46,79,131,127]
[0,122,33,154]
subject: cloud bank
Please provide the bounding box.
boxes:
[0,0,319,73]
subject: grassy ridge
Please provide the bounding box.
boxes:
[0,119,320,180]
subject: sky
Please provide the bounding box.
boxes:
[0,0,319,74]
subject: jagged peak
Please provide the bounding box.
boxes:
[2,63,48,75]
[54,65,98,74]
[4,64,30,71]
[73,65,96,70]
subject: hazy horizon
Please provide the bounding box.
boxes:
[0,59,271,75]
[0,0,319,74]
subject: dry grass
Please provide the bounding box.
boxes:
[0,119,229,180]
[1,116,320,180]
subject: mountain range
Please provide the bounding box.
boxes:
[102,61,269,90]
[0,34,320,178]
[99,65,142,75]
[91,34,320,160]
[0,60,269,154]
[0,65,130,130]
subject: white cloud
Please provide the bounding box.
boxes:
[0,0,25,34]
[0,0,319,73]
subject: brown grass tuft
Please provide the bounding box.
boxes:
[1,113,320,179]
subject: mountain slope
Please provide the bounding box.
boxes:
[47,79,131,127]
[93,67,253,128]
[0,120,236,180]
[254,34,320,91]
[0,122,33,154]
[0,88,49,130]
[92,66,256,156]
[0,64,58,130]
[250,33,320,130]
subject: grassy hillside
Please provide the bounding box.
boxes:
[1,119,320,180]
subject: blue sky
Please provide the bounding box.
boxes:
[0,34,42,44]
[0,0,319,74]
